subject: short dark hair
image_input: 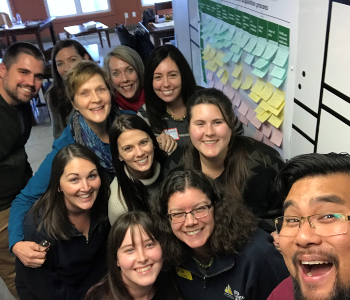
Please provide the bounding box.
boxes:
[32,144,110,240]
[151,170,256,264]
[85,211,178,300]
[144,44,197,133]
[2,42,44,69]
[109,114,167,211]
[274,152,350,205]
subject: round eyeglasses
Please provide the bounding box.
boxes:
[167,204,213,224]
[275,213,350,237]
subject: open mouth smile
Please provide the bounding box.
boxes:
[135,157,148,164]
[135,264,152,273]
[300,260,333,277]
[90,106,104,112]
[185,228,203,236]
[161,90,173,96]
[203,140,218,144]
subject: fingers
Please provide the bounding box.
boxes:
[13,241,48,268]
[157,133,177,153]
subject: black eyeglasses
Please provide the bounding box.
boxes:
[167,204,213,224]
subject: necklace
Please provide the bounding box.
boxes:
[166,108,186,121]
[192,256,214,268]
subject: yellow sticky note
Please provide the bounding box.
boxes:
[231,62,243,78]
[255,106,265,115]
[202,47,217,60]
[258,100,272,112]
[209,62,218,72]
[216,67,225,78]
[260,82,274,101]
[231,73,242,89]
[251,78,265,94]
[268,109,284,128]
[214,50,226,67]
[249,92,261,103]
[256,111,272,123]
[204,60,215,70]
[241,75,253,90]
[268,89,285,108]
[176,268,193,280]
[220,70,229,85]
[270,100,285,116]
[202,43,211,56]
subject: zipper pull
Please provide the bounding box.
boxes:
[203,275,207,289]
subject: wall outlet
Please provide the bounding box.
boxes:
[124,12,129,18]
[132,12,136,17]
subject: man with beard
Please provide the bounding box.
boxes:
[267,152,350,300]
[0,42,45,299]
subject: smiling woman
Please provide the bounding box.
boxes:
[15,144,110,300]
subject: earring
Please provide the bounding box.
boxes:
[119,156,123,161]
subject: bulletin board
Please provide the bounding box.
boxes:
[196,0,294,157]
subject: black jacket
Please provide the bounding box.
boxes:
[15,210,110,300]
[175,229,289,300]
[0,94,32,211]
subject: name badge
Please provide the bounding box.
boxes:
[176,267,193,280]
[163,128,180,140]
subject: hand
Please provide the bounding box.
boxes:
[12,241,49,268]
[270,231,281,253]
[156,132,177,154]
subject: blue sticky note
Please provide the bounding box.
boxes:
[214,22,223,34]
[262,42,278,60]
[244,53,255,65]
[223,39,233,48]
[252,58,270,69]
[230,44,241,54]
[222,51,234,63]
[252,64,270,78]
[224,28,236,40]
[244,38,257,53]
[232,49,243,63]
[271,65,287,79]
[217,23,229,35]
[270,72,287,88]
[252,39,267,57]
[273,48,290,67]
[233,30,243,45]
[238,33,250,48]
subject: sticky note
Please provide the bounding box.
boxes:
[238,33,250,48]
[201,33,209,41]
[244,53,255,65]
[244,38,257,53]
[239,114,249,126]
[204,60,215,70]
[249,92,261,103]
[214,41,225,50]
[206,71,214,81]
[217,23,228,35]
[270,73,287,88]
[251,78,265,94]
[216,67,225,78]
[259,82,274,101]
[253,129,263,141]
[232,49,243,63]
[255,106,265,115]
[271,65,287,79]
[261,123,273,137]
[251,117,262,129]
[210,63,218,72]
[230,44,241,54]
[220,71,229,85]
[213,22,223,34]
[268,110,284,128]
[231,73,242,90]
[233,30,243,45]
[273,48,290,67]
[208,79,215,88]
[226,86,235,100]
[252,64,270,78]
[252,58,270,69]
[202,43,211,56]
[214,80,224,91]
[222,51,234,63]
[268,89,285,108]
[246,108,256,121]
[262,42,278,60]
[224,28,235,40]
[233,94,241,106]
[202,47,217,60]
[252,39,267,56]
[223,39,233,48]
[238,101,249,116]
[256,111,272,123]
[270,128,283,147]
[231,62,243,78]
[214,50,226,67]
[223,84,229,95]
[263,136,275,148]
[241,75,253,90]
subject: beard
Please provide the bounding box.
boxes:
[292,275,350,300]
[3,79,35,104]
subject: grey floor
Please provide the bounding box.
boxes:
[0,32,121,300]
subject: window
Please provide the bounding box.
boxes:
[0,0,13,19]
[141,0,171,7]
[45,0,110,18]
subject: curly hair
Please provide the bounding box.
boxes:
[151,170,256,265]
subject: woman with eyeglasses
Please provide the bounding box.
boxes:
[151,170,288,300]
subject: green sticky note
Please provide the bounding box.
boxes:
[244,37,257,53]
[213,22,223,34]
[252,39,267,56]
[238,33,251,48]
[262,42,278,61]
[233,30,243,45]
[273,48,290,67]
[217,23,228,35]
[244,53,255,65]
[271,65,287,79]
[201,33,209,40]
[230,44,241,54]
[253,58,270,69]
[270,72,287,88]
[223,39,233,48]
[224,28,235,40]
[232,49,243,63]
[252,64,270,78]
[222,51,234,63]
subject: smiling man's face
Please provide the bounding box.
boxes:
[280,174,350,300]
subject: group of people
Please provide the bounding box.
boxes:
[0,39,348,300]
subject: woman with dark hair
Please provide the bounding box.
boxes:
[151,170,289,300]
[10,61,119,268]
[85,211,178,300]
[108,114,168,225]
[184,88,284,232]
[46,40,94,139]
[104,45,145,113]
[15,144,110,300]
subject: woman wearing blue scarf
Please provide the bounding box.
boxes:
[9,61,117,269]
